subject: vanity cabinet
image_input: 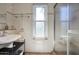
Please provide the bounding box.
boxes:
[0,41,25,55]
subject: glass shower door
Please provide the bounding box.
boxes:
[54,3,69,55]
[69,4,79,55]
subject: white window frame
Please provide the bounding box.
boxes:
[33,4,48,39]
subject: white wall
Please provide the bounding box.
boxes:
[0,4,15,30]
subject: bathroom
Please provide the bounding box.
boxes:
[0,3,79,55]
[0,3,54,55]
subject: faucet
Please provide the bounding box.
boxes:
[0,29,5,37]
[0,23,7,36]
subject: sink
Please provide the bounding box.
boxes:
[0,34,22,49]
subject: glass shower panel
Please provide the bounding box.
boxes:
[54,4,69,55]
[69,4,79,55]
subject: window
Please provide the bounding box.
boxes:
[33,4,48,38]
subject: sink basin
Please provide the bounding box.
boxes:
[0,34,22,49]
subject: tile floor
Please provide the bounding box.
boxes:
[24,51,66,55]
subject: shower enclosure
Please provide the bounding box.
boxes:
[69,4,79,55]
[54,3,69,55]
[54,3,79,55]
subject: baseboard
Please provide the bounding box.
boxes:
[24,51,53,55]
